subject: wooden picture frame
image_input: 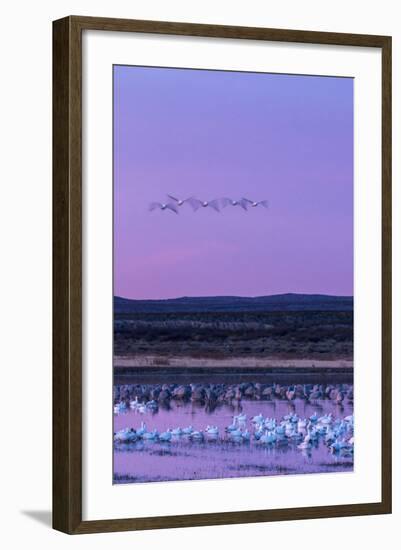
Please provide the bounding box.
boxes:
[53,15,392,534]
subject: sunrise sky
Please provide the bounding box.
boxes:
[113,65,353,299]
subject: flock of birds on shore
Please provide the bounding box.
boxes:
[114,382,353,408]
[149,195,269,214]
[114,405,354,457]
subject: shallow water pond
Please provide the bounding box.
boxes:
[114,396,353,483]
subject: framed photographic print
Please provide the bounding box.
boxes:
[53,16,392,534]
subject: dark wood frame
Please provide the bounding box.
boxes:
[53,15,392,534]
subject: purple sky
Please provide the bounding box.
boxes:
[114,66,353,300]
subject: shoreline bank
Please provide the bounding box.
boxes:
[114,356,353,384]
[114,355,353,370]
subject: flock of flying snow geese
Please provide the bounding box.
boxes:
[149,195,269,214]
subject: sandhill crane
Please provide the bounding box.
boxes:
[242,198,269,208]
[167,194,193,207]
[187,197,220,212]
[220,198,248,210]
[149,202,178,214]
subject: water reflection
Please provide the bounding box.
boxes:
[114,395,353,483]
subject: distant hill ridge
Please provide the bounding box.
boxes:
[114,293,353,313]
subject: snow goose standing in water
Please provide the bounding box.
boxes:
[190,430,204,441]
[251,413,265,425]
[260,431,277,445]
[297,434,313,450]
[142,429,159,441]
[226,416,239,432]
[114,428,137,443]
[114,401,127,414]
[159,429,172,442]
[182,425,194,435]
[129,397,139,409]
[136,422,147,437]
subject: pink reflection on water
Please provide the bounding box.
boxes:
[114,398,353,483]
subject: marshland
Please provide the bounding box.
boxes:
[113,294,353,483]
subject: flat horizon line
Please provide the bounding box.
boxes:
[115,292,354,301]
